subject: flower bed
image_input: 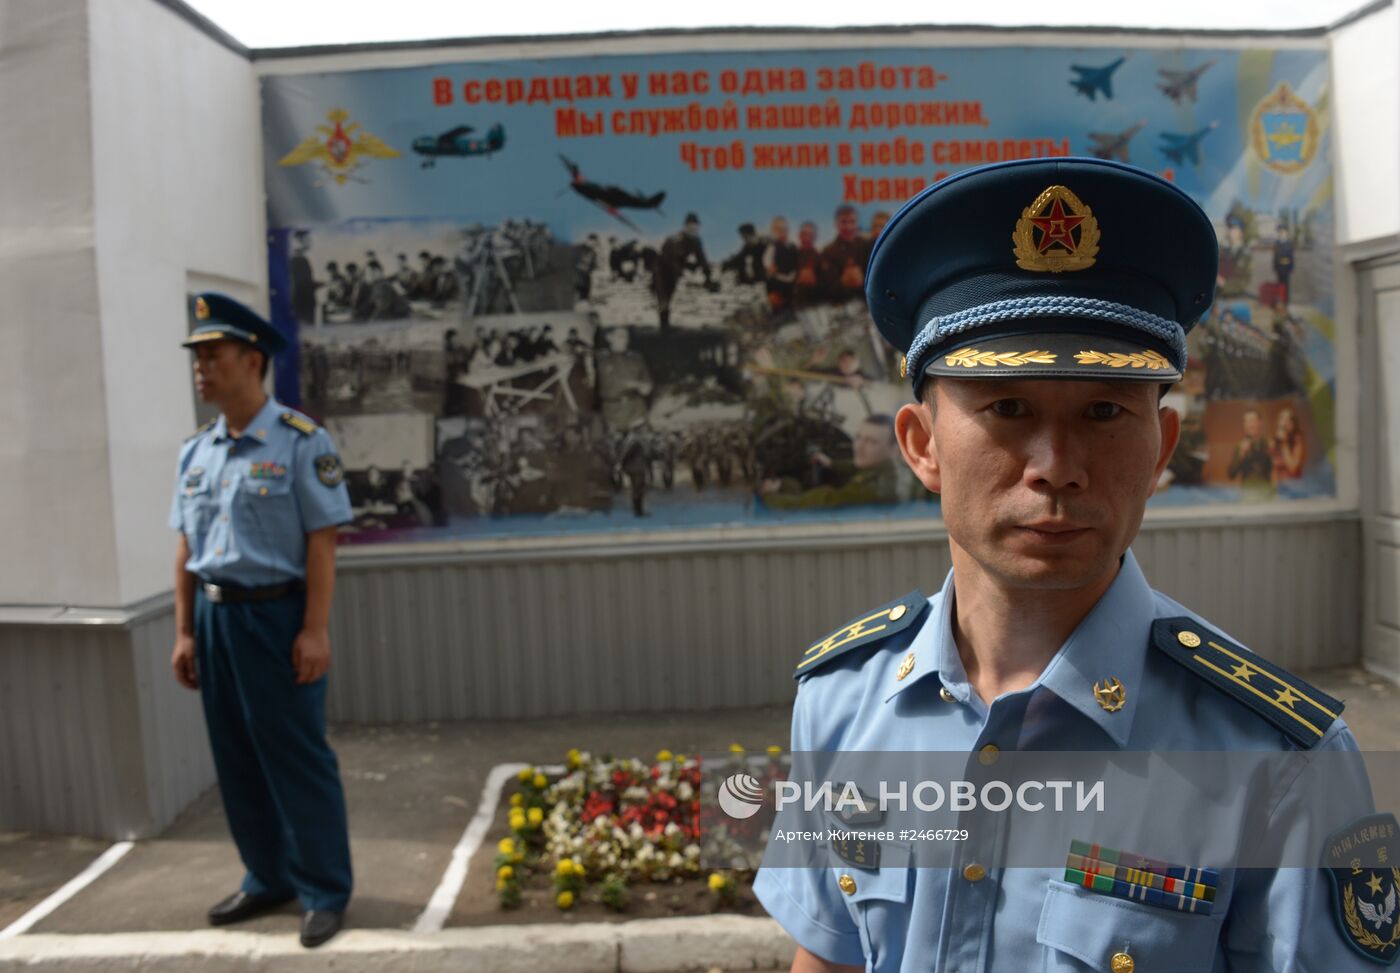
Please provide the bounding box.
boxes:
[459,747,777,922]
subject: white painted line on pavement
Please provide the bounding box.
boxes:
[413,762,565,934]
[0,841,135,940]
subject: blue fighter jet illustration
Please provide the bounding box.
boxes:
[1087,121,1146,162]
[1069,57,1126,101]
[1157,62,1214,104]
[412,123,506,168]
[1158,122,1219,166]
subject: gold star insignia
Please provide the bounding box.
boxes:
[1367,872,1385,896]
[1231,661,1257,683]
[1275,686,1301,708]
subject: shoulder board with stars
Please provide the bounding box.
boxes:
[1151,617,1343,749]
[280,411,318,436]
[794,591,927,681]
[185,419,215,442]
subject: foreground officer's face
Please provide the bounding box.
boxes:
[191,340,260,403]
[897,377,1179,590]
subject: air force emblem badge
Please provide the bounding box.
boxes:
[1325,813,1400,965]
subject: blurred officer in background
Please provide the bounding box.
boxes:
[170,293,353,949]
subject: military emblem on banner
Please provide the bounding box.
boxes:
[278,108,401,186]
[1324,813,1400,965]
[1249,82,1319,175]
[1012,185,1101,273]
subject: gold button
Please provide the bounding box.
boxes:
[978,744,1000,766]
[1178,630,1201,649]
[259,487,268,496]
[1111,951,1135,973]
[963,863,986,882]
[838,874,857,895]
[888,603,907,622]
[214,548,223,556]
[897,652,916,681]
[939,686,956,703]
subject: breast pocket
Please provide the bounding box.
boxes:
[1038,879,1221,972]
[179,478,216,538]
[236,476,300,540]
[834,865,912,970]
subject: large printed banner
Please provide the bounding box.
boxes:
[261,43,1335,543]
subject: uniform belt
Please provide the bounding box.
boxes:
[201,579,304,604]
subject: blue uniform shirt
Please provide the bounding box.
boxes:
[754,549,1377,972]
[170,398,352,586]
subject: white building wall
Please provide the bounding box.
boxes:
[1332,3,1400,247]
[0,0,119,605]
[87,0,265,604]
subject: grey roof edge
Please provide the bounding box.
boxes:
[157,1,1393,63]
[149,0,251,58]
[145,0,1392,64]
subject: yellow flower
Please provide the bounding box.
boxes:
[767,745,783,756]
[509,793,523,807]
[509,813,526,831]
[674,753,686,764]
[566,747,581,768]
[708,872,728,893]
[527,807,544,827]
[555,858,575,876]
[497,865,514,881]
[517,767,533,783]
[728,743,745,754]
[497,837,515,856]
[656,748,673,763]
[556,890,575,910]
[532,773,548,789]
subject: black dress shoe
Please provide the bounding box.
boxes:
[207,890,295,926]
[300,909,343,948]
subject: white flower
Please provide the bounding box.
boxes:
[677,781,694,801]
[684,844,700,858]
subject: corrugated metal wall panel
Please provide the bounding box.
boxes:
[0,515,1363,837]
[0,618,213,839]
[1,627,129,837]
[128,609,214,832]
[324,517,1360,722]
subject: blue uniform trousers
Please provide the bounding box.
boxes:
[194,590,353,912]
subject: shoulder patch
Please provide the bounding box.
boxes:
[1151,617,1343,749]
[795,591,927,681]
[185,419,215,442]
[280,411,318,436]
[1323,812,1400,965]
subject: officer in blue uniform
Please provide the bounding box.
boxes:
[169,293,353,948]
[753,159,1392,972]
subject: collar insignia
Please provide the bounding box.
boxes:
[1093,677,1126,713]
